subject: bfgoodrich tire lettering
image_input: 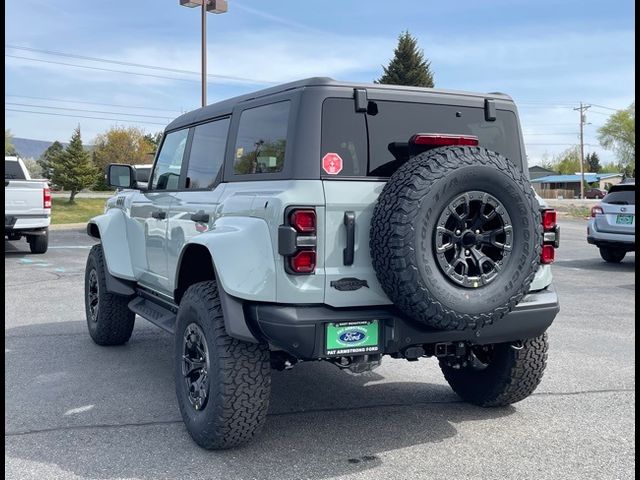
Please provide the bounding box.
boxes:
[370,147,542,331]
[174,280,271,450]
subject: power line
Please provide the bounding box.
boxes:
[5,94,184,113]
[589,104,619,111]
[5,108,167,126]
[6,54,203,83]
[5,44,274,84]
[5,102,173,120]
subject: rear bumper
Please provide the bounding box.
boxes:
[587,220,635,250]
[5,214,50,231]
[245,286,560,360]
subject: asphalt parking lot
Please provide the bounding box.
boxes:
[5,218,635,480]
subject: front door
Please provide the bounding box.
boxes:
[131,128,189,295]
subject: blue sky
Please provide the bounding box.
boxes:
[5,0,635,166]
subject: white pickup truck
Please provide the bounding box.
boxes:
[5,156,51,253]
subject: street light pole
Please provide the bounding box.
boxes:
[201,0,207,107]
[179,0,228,108]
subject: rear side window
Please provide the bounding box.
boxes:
[321,98,368,177]
[5,160,26,180]
[321,98,522,177]
[603,186,635,205]
[151,129,188,190]
[186,118,230,189]
[233,102,289,175]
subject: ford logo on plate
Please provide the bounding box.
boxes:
[339,330,366,343]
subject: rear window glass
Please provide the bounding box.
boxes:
[234,101,289,175]
[5,160,26,180]
[321,98,522,177]
[603,187,635,205]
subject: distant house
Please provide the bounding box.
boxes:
[530,173,624,198]
[528,165,557,180]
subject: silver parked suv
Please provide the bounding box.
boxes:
[588,182,635,262]
[84,78,560,449]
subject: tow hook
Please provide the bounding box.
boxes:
[510,341,524,350]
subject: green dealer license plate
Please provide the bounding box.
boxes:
[325,320,380,356]
[616,214,634,225]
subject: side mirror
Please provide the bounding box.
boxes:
[107,164,135,189]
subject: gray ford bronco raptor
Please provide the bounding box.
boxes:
[84,77,560,449]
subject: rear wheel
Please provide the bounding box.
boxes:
[28,229,48,254]
[84,244,135,345]
[440,333,548,406]
[599,247,626,263]
[175,280,271,450]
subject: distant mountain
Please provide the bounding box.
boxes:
[12,137,94,160]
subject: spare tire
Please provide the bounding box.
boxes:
[370,146,541,331]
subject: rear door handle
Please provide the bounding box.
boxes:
[151,210,166,220]
[190,211,210,223]
[343,211,356,266]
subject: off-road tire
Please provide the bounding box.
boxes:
[370,146,542,331]
[440,333,548,406]
[599,247,626,263]
[175,280,271,450]
[84,244,135,345]
[28,229,48,254]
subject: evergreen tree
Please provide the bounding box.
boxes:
[375,31,434,87]
[52,126,98,203]
[39,141,65,179]
[5,129,17,155]
[585,152,601,173]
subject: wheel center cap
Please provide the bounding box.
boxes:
[461,231,477,247]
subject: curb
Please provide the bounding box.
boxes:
[50,223,87,231]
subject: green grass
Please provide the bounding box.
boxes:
[567,206,591,219]
[51,198,106,224]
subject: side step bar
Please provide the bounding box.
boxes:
[128,296,176,334]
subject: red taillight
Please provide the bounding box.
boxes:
[410,134,479,147]
[281,207,317,274]
[290,209,316,233]
[291,250,316,273]
[541,245,555,264]
[43,186,52,209]
[591,205,604,217]
[542,210,556,230]
[540,208,558,264]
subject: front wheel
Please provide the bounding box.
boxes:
[84,244,135,345]
[440,333,548,407]
[599,247,626,263]
[174,280,271,450]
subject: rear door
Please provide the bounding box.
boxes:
[166,117,230,283]
[321,94,525,307]
[596,184,635,233]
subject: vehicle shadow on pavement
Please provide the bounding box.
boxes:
[6,321,516,480]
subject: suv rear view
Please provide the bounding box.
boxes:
[85,78,560,450]
[588,182,635,262]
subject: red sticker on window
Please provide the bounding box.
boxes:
[322,153,343,175]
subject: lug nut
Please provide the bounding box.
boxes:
[455,230,461,235]
[465,250,470,255]
[475,230,480,234]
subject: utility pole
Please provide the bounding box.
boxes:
[574,102,591,199]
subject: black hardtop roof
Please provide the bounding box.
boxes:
[166,77,514,131]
